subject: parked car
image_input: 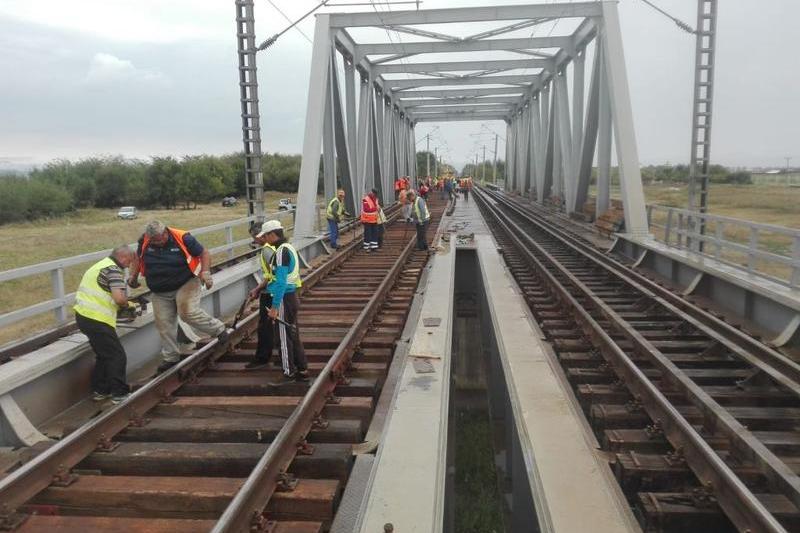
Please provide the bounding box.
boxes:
[277,198,295,211]
[221,196,238,207]
[117,206,138,220]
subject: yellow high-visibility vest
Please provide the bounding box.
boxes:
[259,243,277,283]
[326,197,344,221]
[271,242,303,288]
[73,257,120,328]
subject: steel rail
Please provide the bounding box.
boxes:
[482,186,800,516]
[212,232,418,532]
[0,210,377,519]
[474,189,790,533]
[483,188,800,397]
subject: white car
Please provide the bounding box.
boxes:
[277,198,295,211]
[117,206,138,220]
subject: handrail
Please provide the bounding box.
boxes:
[646,204,800,288]
[0,208,296,336]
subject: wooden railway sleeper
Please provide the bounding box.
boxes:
[0,509,28,532]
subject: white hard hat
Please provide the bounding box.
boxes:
[256,219,283,237]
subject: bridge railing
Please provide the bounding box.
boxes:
[0,209,299,337]
[646,204,800,289]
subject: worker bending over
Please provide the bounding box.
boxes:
[407,190,431,250]
[361,188,380,252]
[74,245,135,404]
[128,220,230,373]
[326,189,350,249]
[255,220,309,382]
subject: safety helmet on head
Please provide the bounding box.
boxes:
[256,219,283,237]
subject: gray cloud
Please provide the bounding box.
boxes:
[1,1,798,171]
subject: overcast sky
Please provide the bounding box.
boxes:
[0,0,797,171]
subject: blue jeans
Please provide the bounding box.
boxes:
[328,218,339,248]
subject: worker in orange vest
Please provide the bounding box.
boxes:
[394,177,404,200]
[361,189,380,252]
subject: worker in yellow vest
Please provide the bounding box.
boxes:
[249,220,308,382]
[73,245,136,404]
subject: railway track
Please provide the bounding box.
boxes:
[0,216,370,364]
[475,187,800,532]
[0,200,444,533]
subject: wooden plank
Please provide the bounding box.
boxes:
[116,417,362,444]
[15,516,218,533]
[175,376,379,397]
[79,442,353,480]
[152,396,373,422]
[31,476,338,521]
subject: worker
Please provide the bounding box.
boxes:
[326,189,349,250]
[361,188,379,252]
[394,177,404,200]
[244,227,278,370]
[419,181,430,200]
[463,177,471,202]
[398,187,411,223]
[74,245,135,404]
[128,220,231,373]
[407,190,431,251]
[256,220,309,382]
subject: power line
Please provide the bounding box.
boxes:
[637,0,695,34]
[263,0,313,43]
[258,0,330,50]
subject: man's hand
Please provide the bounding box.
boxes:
[248,287,260,301]
[127,276,140,289]
[268,307,279,320]
[200,271,214,289]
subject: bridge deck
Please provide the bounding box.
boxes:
[356,199,637,532]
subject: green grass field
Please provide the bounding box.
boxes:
[0,191,318,345]
[639,183,800,283]
[2,183,798,346]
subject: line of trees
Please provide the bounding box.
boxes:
[640,163,751,185]
[0,152,303,224]
[461,160,506,181]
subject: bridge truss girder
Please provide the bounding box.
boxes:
[293,1,649,245]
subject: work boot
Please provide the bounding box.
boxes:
[244,359,269,370]
[269,373,297,386]
[92,391,111,402]
[111,393,131,405]
[294,370,310,383]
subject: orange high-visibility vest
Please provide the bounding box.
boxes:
[139,228,202,277]
[361,195,378,224]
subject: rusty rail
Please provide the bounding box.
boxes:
[213,236,416,532]
[475,187,792,533]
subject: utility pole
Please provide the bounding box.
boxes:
[787,157,793,186]
[426,134,430,177]
[687,0,718,250]
[482,145,487,183]
[493,133,499,184]
[434,147,438,179]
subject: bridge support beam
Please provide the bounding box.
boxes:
[295,2,648,242]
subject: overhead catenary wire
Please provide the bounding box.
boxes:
[637,0,696,34]
[258,0,330,50]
